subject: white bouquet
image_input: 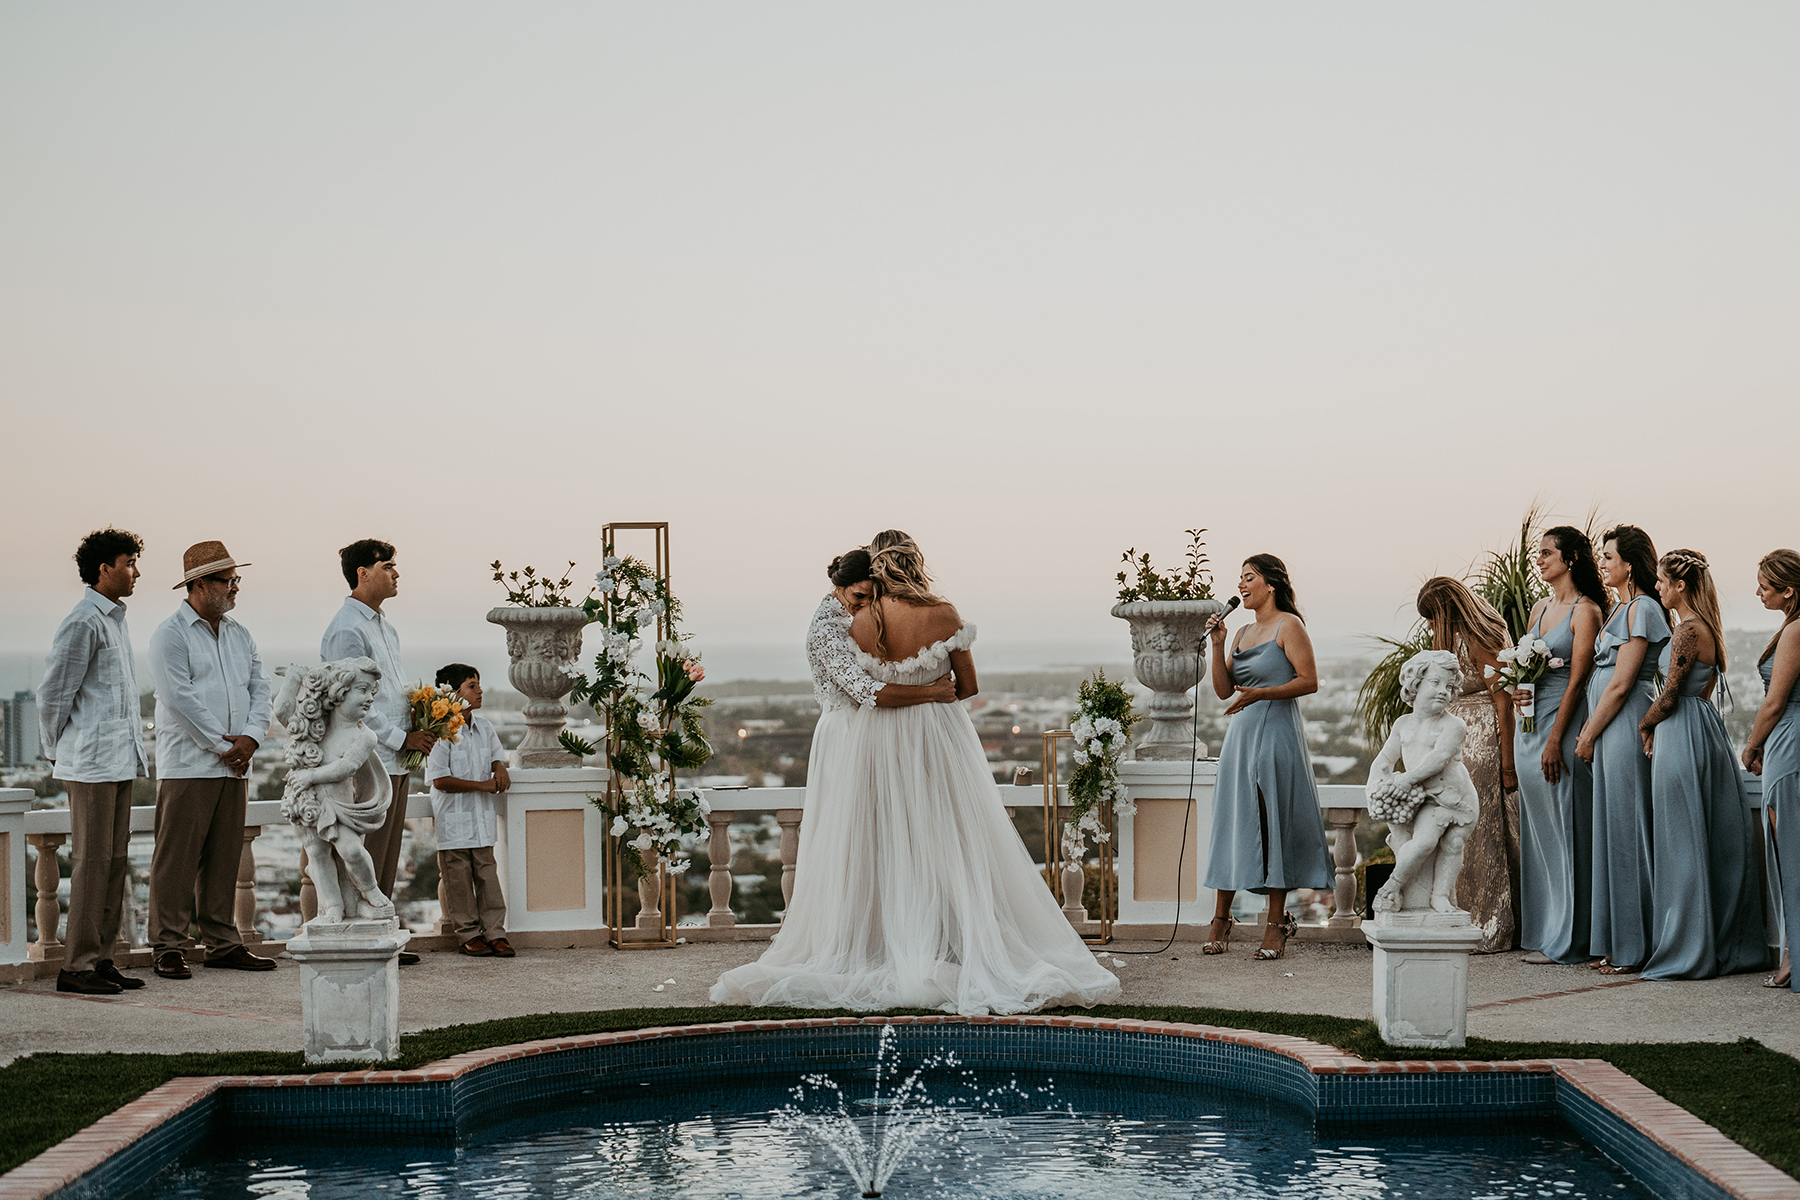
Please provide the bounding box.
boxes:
[1482,638,1563,733]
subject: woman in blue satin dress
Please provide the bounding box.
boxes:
[1576,525,1669,974]
[1202,554,1333,961]
[1743,549,1800,993]
[1636,550,1767,980]
[1513,527,1606,965]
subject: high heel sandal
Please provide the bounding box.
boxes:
[1254,913,1298,961]
[1202,916,1234,955]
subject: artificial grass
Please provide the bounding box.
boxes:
[2,1004,1796,1181]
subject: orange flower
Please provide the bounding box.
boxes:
[430,698,452,720]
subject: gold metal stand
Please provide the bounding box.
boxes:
[600,521,680,949]
[1042,729,1113,945]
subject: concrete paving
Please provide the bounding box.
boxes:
[2,939,1793,1067]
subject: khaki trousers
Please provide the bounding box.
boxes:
[364,774,411,899]
[150,777,247,955]
[62,780,134,972]
[438,847,507,939]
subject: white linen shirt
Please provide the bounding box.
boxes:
[425,713,505,850]
[148,601,273,779]
[321,597,409,774]
[38,588,149,783]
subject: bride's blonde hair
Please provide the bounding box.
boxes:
[867,535,945,656]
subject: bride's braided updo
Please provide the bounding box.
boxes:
[866,532,946,656]
[1659,548,1728,672]
[827,549,872,587]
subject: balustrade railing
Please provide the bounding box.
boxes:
[0,770,1778,974]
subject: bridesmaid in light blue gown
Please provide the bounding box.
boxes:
[1744,549,1800,993]
[1203,554,1333,961]
[1636,550,1767,980]
[1576,525,1669,974]
[1514,528,1606,965]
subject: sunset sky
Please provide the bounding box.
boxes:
[3,3,1794,681]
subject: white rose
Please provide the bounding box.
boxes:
[610,815,629,837]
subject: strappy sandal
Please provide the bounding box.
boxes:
[1761,973,1791,989]
[1254,912,1297,961]
[1202,916,1234,955]
[1594,962,1640,976]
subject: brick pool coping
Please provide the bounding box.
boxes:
[3,1014,1795,1200]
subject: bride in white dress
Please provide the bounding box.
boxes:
[712,535,1120,1015]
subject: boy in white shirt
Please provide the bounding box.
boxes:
[424,664,513,957]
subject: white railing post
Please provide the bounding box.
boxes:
[27,832,65,961]
[236,825,262,942]
[706,810,736,927]
[0,789,31,965]
[775,809,802,915]
[1325,808,1362,926]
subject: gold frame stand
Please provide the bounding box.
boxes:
[1042,729,1113,945]
[601,521,680,950]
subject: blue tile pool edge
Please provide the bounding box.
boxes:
[12,1017,1793,1200]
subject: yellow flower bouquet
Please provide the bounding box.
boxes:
[402,683,466,770]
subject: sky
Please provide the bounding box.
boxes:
[2,3,1795,682]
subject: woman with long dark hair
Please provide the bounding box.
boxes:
[1744,549,1800,992]
[1415,576,1518,952]
[1513,527,1606,965]
[1636,550,1767,980]
[1576,524,1670,974]
[1201,554,1333,960]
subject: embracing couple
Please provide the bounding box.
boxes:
[710,531,1121,1015]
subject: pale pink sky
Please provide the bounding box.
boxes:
[2,4,1794,675]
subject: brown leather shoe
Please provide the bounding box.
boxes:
[153,950,192,979]
[460,937,494,957]
[96,959,145,990]
[57,968,123,995]
[398,951,421,966]
[203,945,277,972]
[487,938,515,958]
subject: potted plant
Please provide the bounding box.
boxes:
[1110,529,1224,759]
[486,561,594,768]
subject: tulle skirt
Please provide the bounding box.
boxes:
[710,701,1121,1014]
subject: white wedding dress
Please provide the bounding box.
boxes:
[711,608,1121,1015]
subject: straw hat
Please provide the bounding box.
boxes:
[173,540,252,589]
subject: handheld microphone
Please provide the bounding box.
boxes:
[1203,595,1241,640]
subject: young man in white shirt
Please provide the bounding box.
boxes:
[40,528,150,995]
[321,538,437,965]
[425,664,513,957]
[146,541,276,979]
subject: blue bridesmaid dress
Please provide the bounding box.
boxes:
[1516,606,1595,963]
[1761,653,1800,992]
[1587,596,1670,967]
[1204,618,1333,896]
[1641,645,1768,979]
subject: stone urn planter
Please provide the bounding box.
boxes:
[1111,599,1225,760]
[486,606,593,768]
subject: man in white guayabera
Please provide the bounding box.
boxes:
[39,527,150,995]
[146,541,277,979]
[320,538,437,964]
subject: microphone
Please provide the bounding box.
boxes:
[1203,595,1241,641]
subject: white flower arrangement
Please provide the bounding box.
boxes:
[1481,637,1564,733]
[1063,672,1137,860]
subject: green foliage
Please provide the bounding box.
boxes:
[490,559,582,607]
[1354,625,1435,755]
[1473,504,1549,644]
[1116,528,1215,603]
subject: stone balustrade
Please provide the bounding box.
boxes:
[1,768,1779,978]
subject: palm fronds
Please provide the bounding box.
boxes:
[1473,502,1548,644]
[1354,624,1434,754]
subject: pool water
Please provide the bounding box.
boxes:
[132,1072,1655,1199]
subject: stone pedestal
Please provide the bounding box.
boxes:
[286,918,410,1064]
[1363,911,1483,1049]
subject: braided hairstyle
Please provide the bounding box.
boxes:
[1758,549,1800,666]
[867,539,946,656]
[1543,525,1611,617]
[1601,524,1664,620]
[1243,553,1303,622]
[1659,549,1727,673]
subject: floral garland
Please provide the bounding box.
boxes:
[1063,671,1137,855]
[558,547,713,875]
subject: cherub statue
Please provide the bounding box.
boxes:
[1367,649,1479,915]
[274,658,396,925]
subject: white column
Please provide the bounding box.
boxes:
[495,767,609,935]
[1364,912,1483,1048]
[1114,759,1216,927]
[0,790,31,966]
[286,918,410,1064]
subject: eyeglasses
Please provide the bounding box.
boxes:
[205,575,242,589]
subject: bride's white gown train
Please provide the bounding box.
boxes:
[710,624,1121,1014]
